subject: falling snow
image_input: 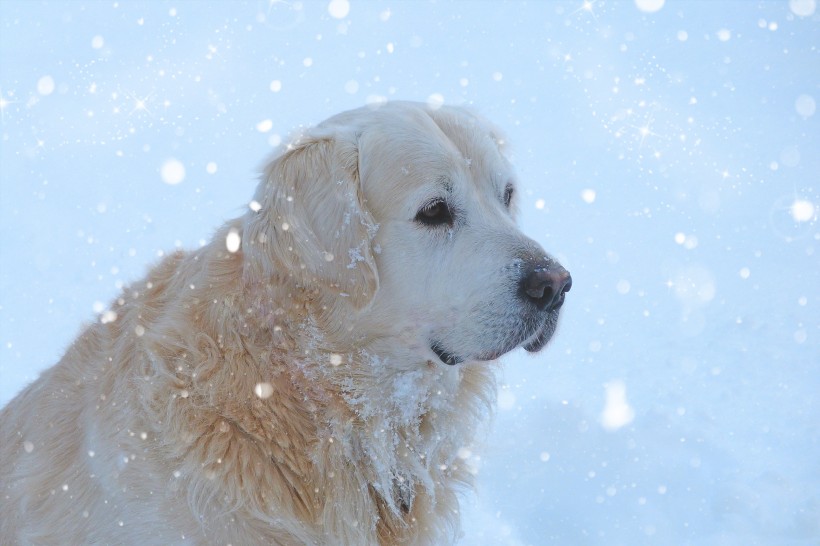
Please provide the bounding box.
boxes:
[327,0,350,20]
[791,199,816,223]
[256,119,273,133]
[253,382,274,399]
[160,158,186,185]
[600,380,635,431]
[225,229,241,253]
[795,94,816,118]
[0,1,817,544]
[634,0,666,14]
[789,0,817,17]
[580,189,596,204]
[36,76,55,96]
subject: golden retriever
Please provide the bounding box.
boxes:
[0,101,571,545]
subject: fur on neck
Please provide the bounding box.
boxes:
[135,233,498,544]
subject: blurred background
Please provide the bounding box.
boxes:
[1,1,818,544]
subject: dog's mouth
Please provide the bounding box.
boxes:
[430,339,523,366]
[431,341,462,366]
[430,313,559,366]
[429,340,523,367]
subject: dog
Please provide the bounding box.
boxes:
[0,101,571,545]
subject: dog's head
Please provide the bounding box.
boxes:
[244,101,570,365]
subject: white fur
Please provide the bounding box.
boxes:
[0,101,565,545]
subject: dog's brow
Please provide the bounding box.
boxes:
[436,176,454,194]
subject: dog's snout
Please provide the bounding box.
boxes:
[520,264,572,311]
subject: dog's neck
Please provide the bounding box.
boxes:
[235,279,498,540]
[136,243,499,542]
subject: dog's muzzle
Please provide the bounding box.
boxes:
[431,258,572,366]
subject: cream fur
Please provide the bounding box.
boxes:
[0,101,567,545]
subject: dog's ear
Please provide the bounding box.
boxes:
[242,129,379,308]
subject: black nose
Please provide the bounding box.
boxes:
[520,263,572,311]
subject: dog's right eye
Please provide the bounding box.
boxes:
[415,199,454,227]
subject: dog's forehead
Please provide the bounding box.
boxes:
[371,103,504,161]
[355,103,511,211]
[425,106,508,166]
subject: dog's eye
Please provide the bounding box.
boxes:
[415,199,454,227]
[503,184,514,208]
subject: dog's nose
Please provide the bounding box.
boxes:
[520,264,572,311]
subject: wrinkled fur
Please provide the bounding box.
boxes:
[1,102,562,545]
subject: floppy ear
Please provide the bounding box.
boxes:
[242,129,379,308]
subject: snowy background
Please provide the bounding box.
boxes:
[1,1,818,544]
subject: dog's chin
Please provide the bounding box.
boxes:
[431,337,515,366]
[430,329,553,366]
[430,312,558,366]
[522,319,558,353]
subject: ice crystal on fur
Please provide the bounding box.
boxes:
[391,370,428,424]
[347,243,366,269]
